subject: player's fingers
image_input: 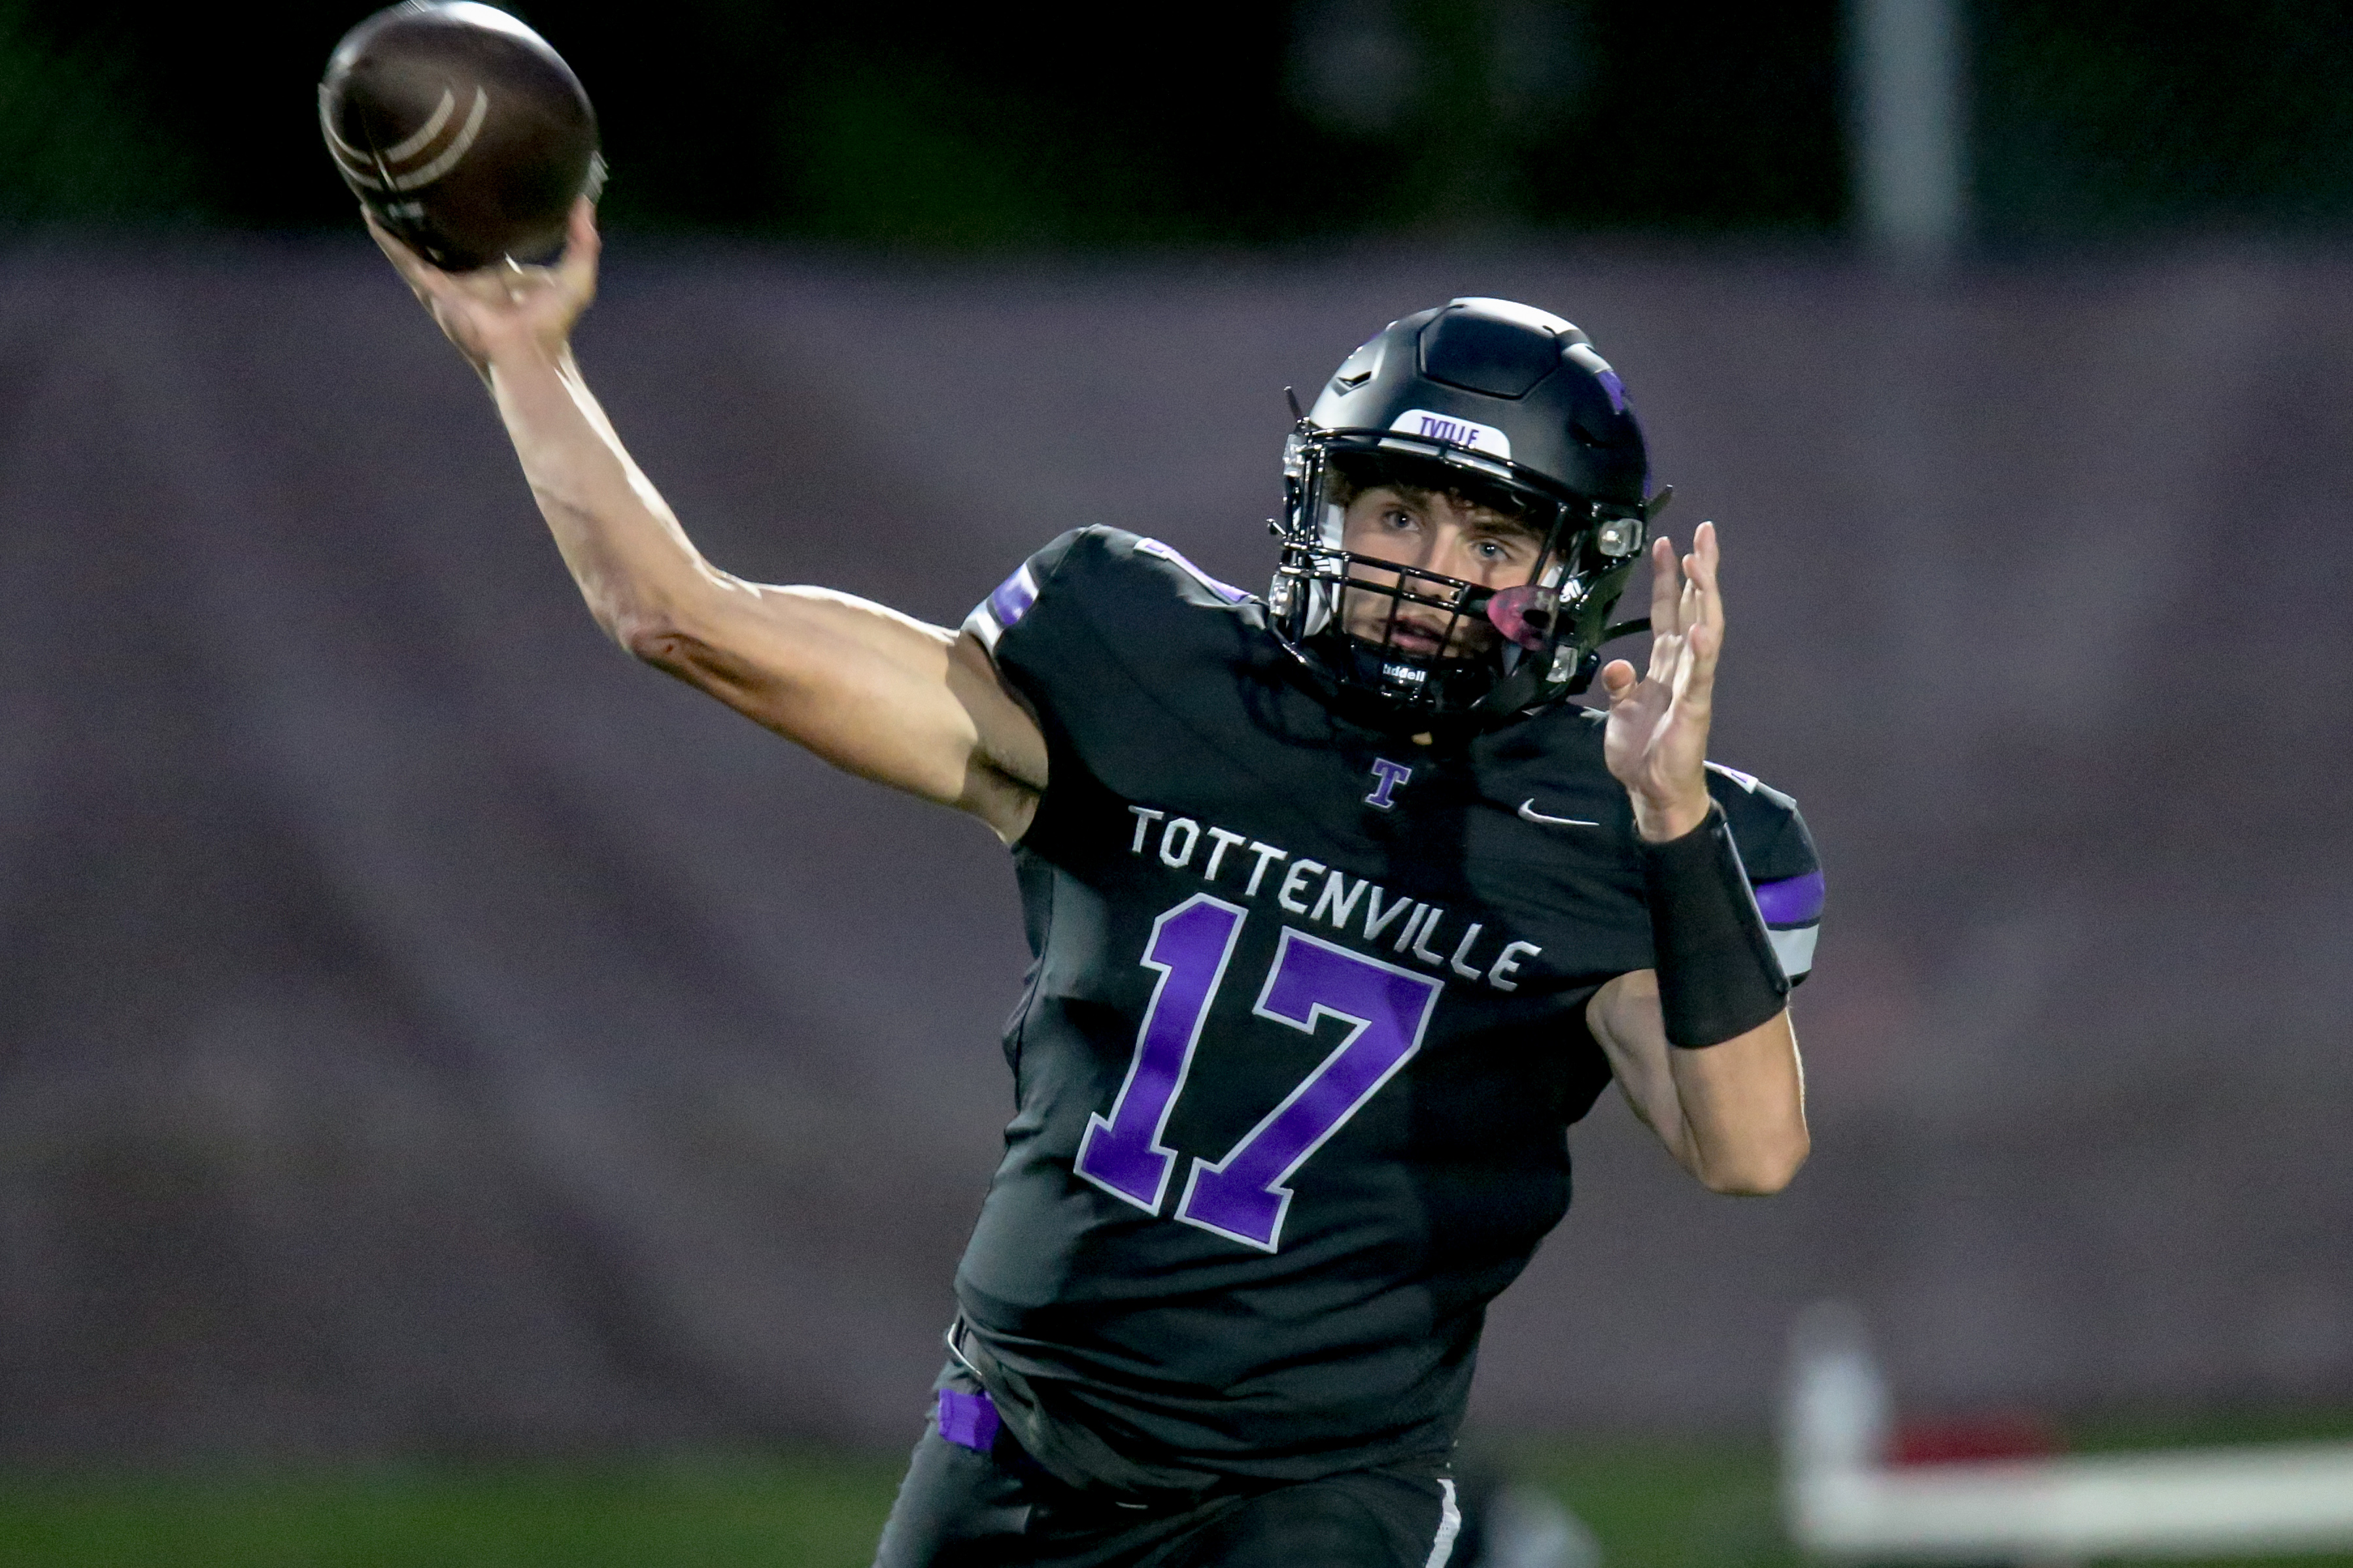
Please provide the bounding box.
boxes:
[556,197,601,302]
[1684,613,1723,693]
[1687,520,1723,632]
[1646,535,1681,634]
[364,210,440,296]
[1599,658,1638,701]
[370,218,504,329]
[365,213,440,293]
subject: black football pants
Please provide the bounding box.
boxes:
[871,1383,1461,1568]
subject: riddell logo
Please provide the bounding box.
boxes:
[1387,409,1512,459]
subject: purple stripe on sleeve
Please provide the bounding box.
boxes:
[938,1388,1001,1452]
[986,569,1037,631]
[1753,869,1825,927]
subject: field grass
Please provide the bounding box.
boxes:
[3,1416,2350,1567]
[0,1456,906,1568]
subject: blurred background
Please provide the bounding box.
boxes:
[4,0,2352,1563]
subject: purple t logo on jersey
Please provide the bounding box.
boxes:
[1364,759,1412,810]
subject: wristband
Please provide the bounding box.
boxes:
[1641,804,1789,1048]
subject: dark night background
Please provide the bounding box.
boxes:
[9,1,2353,244]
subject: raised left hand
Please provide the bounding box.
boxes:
[1600,521,1723,842]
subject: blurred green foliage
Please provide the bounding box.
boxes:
[0,0,1837,244]
[3,1,2353,244]
[1976,0,2353,237]
[0,1,205,222]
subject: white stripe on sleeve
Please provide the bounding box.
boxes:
[1770,924,1818,979]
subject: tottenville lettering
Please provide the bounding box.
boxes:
[1125,803,1541,992]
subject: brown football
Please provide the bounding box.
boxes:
[320,1,601,272]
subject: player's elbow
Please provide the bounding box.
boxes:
[615,606,791,720]
[613,605,704,673]
[1698,1129,1810,1196]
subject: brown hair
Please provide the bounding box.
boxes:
[1325,450,1543,533]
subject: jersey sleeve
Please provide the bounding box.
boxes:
[1706,760,1823,985]
[961,526,1257,729]
[959,528,1109,751]
[962,529,1083,658]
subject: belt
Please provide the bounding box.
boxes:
[938,1318,1002,1454]
[938,1318,1222,1502]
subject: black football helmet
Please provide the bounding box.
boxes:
[1270,297,1666,724]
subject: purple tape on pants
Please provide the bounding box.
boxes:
[938,1388,1002,1452]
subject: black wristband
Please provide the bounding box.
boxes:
[1640,803,1790,1048]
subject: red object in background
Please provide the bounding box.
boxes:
[1892,1414,2064,1466]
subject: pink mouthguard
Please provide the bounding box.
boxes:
[1485,585,1558,650]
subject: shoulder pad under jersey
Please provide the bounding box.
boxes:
[1704,759,1823,982]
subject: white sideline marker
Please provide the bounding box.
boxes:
[1782,1303,2353,1564]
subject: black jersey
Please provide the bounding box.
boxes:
[951,527,1821,1495]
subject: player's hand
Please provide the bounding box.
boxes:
[367,196,599,380]
[1599,522,1723,842]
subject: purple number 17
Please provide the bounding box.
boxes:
[1074,893,1444,1252]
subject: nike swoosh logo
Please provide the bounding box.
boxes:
[1518,799,1600,828]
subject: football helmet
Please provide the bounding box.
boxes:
[1270,297,1665,724]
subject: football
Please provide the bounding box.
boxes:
[320,1,602,272]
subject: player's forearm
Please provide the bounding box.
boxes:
[1664,1012,1809,1194]
[1591,974,1808,1194]
[484,339,728,644]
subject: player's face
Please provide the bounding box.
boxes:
[1337,485,1547,656]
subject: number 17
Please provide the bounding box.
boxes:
[1074,893,1445,1252]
